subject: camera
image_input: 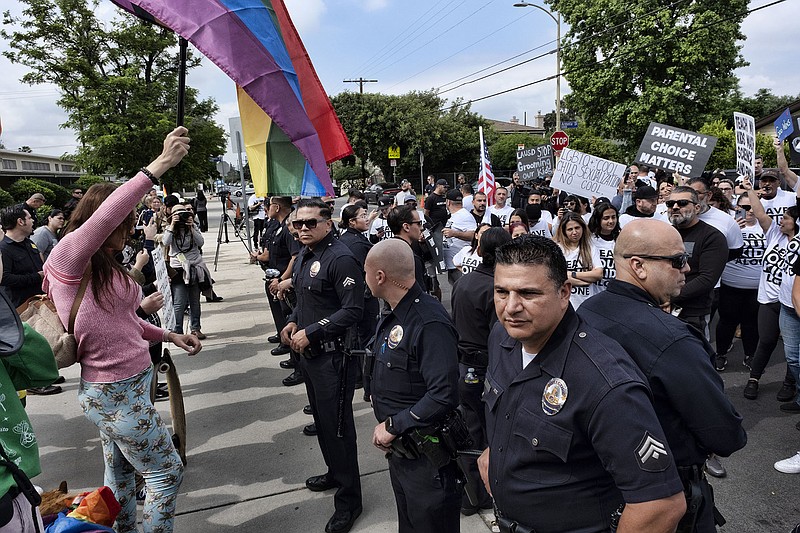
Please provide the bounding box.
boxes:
[178,211,192,223]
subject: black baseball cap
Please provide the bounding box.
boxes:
[633,185,658,200]
[377,196,392,208]
[436,179,449,186]
[445,189,463,202]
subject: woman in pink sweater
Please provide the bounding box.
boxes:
[44,127,201,533]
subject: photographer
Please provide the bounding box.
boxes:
[163,204,209,339]
[248,195,267,249]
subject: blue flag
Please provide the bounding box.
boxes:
[775,108,794,141]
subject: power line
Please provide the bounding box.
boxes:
[437,46,555,95]
[440,0,788,112]
[427,0,693,98]
[349,0,452,77]
[353,0,465,78]
[385,9,536,91]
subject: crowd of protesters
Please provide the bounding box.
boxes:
[2,127,800,532]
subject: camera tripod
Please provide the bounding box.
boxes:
[213,193,252,271]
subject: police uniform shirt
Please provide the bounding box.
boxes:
[288,231,365,348]
[371,283,459,433]
[484,309,683,532]
[260,216,299,273]
[579,281,747,467]
[339,227,372,268]
[451,264,495,365]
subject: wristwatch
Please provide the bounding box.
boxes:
[571,271,578,279]
[385,416,399,436]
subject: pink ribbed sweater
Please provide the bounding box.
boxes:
[44,173,165,382]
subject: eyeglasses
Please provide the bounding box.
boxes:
[291,218,326,230]
[665,199,697,209]
[622,252,690,270]
[407,220,423,226]
[73,191,83,195]
[738,204,752,211]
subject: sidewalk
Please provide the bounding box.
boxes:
[25,198,492,532]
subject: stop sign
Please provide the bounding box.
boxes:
[550,130,569,152]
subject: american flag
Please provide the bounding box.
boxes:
[478,126,496,206]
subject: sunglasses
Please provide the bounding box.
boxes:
[406,220,423,226]
[665,199,697,209]
[622,252,690,270]
[291,218,326,230]
[738,204,752,211]
[325,201,336,207]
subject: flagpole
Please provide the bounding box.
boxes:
[177,37,188,127]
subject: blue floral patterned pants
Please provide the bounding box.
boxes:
[79,366,184,533]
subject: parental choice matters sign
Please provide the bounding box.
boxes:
[551,148,626,200]
[635,123,717,177]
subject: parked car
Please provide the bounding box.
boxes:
[232,182,255,197]
[364,182,401,204]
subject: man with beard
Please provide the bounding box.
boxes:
[619,186,668,228]
[469,191,500,227]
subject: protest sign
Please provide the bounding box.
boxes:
[550,148,626,199]
[635,122,716,177]
[734,112,756,179]
[152,247,176,332]
[516,144,554,181]
[775,108,794,142]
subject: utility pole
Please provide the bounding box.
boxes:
[343,77,378,94]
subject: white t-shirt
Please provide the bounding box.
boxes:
[778,234,800,307]
[444,208,477,269]
[618,210,669,228]
[721,223,765,290]
[561,244,602,309]
[757,223,787,304]
[370,217,394,242]
[247,195,266,220]
[529,219,552,238]
[522,347,537,369]
[698,206,744,251]
[485,204,515,226]
[454,247,482,274]
[761,188,797,226]
[591,235,616,291]
[462,195,474,213]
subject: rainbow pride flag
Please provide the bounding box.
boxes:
[109,0,352,196]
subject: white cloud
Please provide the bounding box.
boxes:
[284,0,327,33]
[363,0,389,12]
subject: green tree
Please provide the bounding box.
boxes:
[699,120,779,171]
[331,90,489,179]
[552,0,748,147]
[0,188,14,208]
[489,133,549,171]
[2,0,226,189]
[714,88,800,126]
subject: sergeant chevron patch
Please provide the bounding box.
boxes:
[635,432,670,472]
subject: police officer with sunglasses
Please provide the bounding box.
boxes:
[580,219,746,533]
[281,198,365,533]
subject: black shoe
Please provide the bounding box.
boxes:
[303,404,313,415]
[155,387,170,402]
[743,379,759,400]
[267,334,281,344]
[271,344,291,356]
[780,401,800,413]
[206,295,223,302]
[279,359,295,369]
[705,456,726,478]
[26,385,62,395]
[778,383,796,402]
[53,375,66,385]
[305,473,335,491]
[325,507,362,533]
[303,423,318,436]
[282,371,304,387]
[714,355,727,372]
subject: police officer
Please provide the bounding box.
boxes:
[366,239,461,533]
[280,198,364,533]
[450,227,511,515]
[478,235,686,533]
[579,219,747,532]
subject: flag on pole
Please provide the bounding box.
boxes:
[478,126,495,206]
[108,0,351,196]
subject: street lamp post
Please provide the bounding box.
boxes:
[513,2,561,132]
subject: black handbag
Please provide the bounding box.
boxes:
[0,289,24,358]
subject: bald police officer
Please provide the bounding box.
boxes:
[579,219,746,532]
[366,239,461,533]
[478,235,686,533]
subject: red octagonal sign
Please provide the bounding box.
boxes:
[550,130,569,152]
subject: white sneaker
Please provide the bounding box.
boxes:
[774,452,800,473]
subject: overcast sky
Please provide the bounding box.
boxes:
[0,0,797,162]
